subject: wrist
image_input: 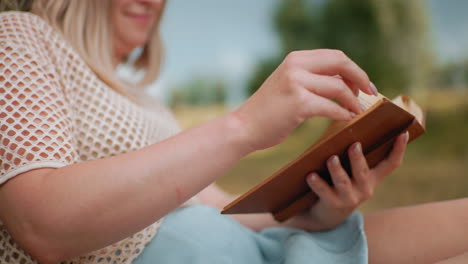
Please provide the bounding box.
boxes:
[223,111,256,156]
[284,210,339,232]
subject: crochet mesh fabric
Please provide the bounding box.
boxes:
[0,12,182,263]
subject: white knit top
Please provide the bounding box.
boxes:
[0,12,184,263]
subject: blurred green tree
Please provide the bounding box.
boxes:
[169,75,226,107]
[437,60,468,90]
[248,0,434,98]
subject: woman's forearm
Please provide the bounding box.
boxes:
[0,113,251,262]
[436,252,468,264]
[197,183,281,231]
[197,184,328,232]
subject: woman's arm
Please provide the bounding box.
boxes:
[197,183,281,231]
[0,50,375,263]
[0,114,249,263]
[436,252,468,264]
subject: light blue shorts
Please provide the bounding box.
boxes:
[133,205,367,264]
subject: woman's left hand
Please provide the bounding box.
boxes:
[287,131,409,231]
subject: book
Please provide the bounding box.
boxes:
[221,93,426,222]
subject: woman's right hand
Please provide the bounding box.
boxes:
[233,49,378,151]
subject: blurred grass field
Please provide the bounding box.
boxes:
[173,90,468,213]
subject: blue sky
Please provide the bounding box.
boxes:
[429,0,468,61]
[151,0,468,101]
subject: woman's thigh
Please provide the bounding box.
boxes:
[133,205,368,264]
[132,205,266,264]
[365,198,468,264]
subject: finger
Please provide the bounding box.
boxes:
[302,73,362,115]
[286,49,375,96]
[348,142,373,199]
[306,172,340,206]
[333,75,359,97]
[327,155,358,206]
[304,92,355,121]
[372,131,409,183]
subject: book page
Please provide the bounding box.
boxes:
[392,95,425,125]
[358,92,386,110]
[316,92,386,142]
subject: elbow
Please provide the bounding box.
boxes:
[1,215,68,263]
[11,222,67,264]
[24,243,64,264]
[0,169,73,263]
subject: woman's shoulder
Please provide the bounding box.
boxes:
[0,11,50,30]
[0,11,56,47]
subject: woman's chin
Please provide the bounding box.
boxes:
[116,40,146,58]
[126,37,149,49]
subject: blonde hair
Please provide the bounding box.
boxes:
[0,0,165,96]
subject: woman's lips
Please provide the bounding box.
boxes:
[125,13,152,25]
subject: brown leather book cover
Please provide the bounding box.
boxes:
[221,94,426,222]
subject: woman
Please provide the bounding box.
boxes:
[0,0,467,263]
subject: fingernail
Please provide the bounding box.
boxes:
[360,104,366,112]
[309,173,318,182]
[330,155,339,166]
[354,142,361,154]
[370,82,378,96]
[354,89,360,97]
[350,112,356,118]
[405,131,409,143]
